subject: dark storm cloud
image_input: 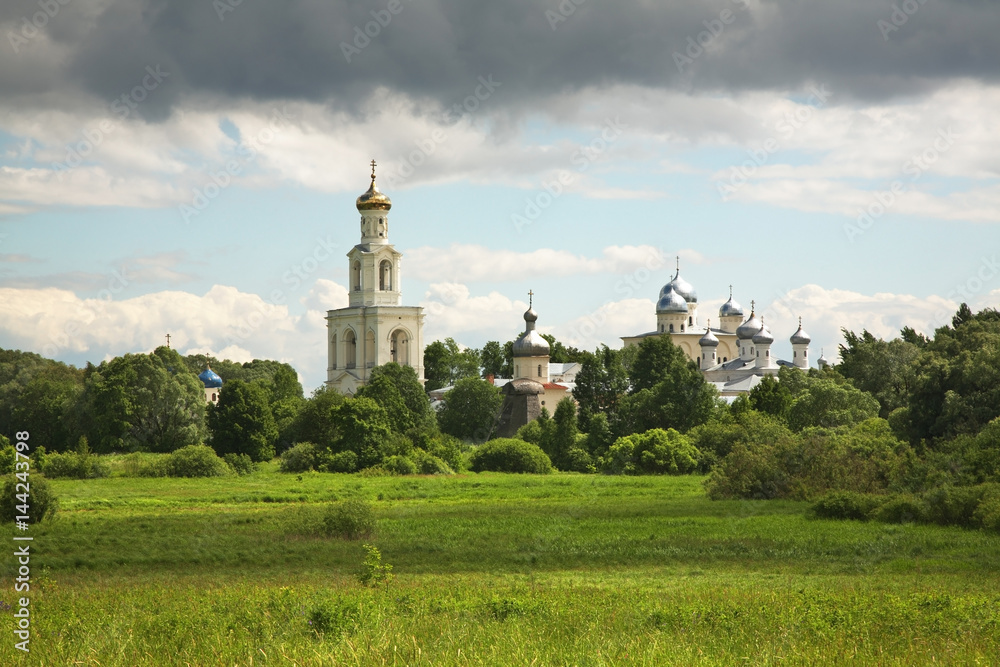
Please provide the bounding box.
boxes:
[3,0,999,117]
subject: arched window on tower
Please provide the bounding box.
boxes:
[379,260,393,291]
[391,329,409,365]
[365,330,376,368]
[344,330,357,369]
[352,261,361,292]
[330,333,338,370]
[669,324,674,333]
[537,364,542,377]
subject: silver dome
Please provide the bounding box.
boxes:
[719,286,743,317]
[512,306,550,357]
[752,321,774,345]
[656,289,689,314]
[790,318,811,345]
[699,327,719,347]
[669,271,697,303]
[736,309,762,340]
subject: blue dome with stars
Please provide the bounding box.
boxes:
[198,367,222,389]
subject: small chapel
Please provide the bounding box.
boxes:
[325,162,425,394]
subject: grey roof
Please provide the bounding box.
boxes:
[736,312,762,340]
[656,289,688,314]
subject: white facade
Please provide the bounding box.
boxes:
[326,164,424,395]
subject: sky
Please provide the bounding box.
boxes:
[1,0,999,392]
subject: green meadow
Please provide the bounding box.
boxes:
[3,470,1000,665]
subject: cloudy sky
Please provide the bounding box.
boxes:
[2,0,998,391]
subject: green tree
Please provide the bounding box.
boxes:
[366,363,435,431]
[748,374,791,421]
[207,379,277,462]
[287,385,345,449]
[437,377,502,441]
[838,329,919,418]
[600,428,700,475]
[629,335,692,394]
[356,374,412,434]
[480,341,512,378]
[787,376,880,432]
[423,338,481,391]
[572,345,632,428]
[330,397,392,469]
[82,353,206,453]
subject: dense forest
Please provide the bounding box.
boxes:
[2,302,999,528]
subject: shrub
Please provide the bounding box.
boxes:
[973,494,1000,531]
[871,494,927,524]
[923,484,995,528]
[810,491,884,521]
[381,455,417,476]
[358,465,391,477]
[323,499,376,539]
[0,475,57,524]
[223,452,258,476]
[41,451,110,479]
[0,445,15,475]
[320,450,359,474]
[423,434,466,472]
[358,543,394,588]
[279,442,320,473]
[469,438,552,474]
[600,428,700,475]
[705,442,788,500]
[307,598,359,636]
[563,447,596,474]
[411,448,454,475]
[164,445,230,478]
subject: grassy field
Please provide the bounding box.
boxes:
[3,468,1000,665]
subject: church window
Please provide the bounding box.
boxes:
[766,350,770,357]
[723,357,727,362]
[352,261,361,291]
[391,329,409,365]
[331,333,338,369]
[538,364,542,377]
[689,316,693,326]
[365,330,376,368]
[345,330,357,369]
[660,324,664,332]
[793,351,797,358]
[681,324,685,332]
[669,324,674,333]
[379,260,393,290]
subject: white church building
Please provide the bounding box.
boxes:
[325,162,425,394]
[623,259,820,398]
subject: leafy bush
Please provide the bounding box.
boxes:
[307,598,359,636]
[923,484,996,528]
[706,442,789,500]
[323,499,376,539]
[563,447,596,474]
[422,434,466,473]
[0,475,57,524]
[810,491,884,521]
[871,494,926,524]
[381,455,417,476]
[358,543,394,588]
[469,438,552,474]
[320,450,359,474]
[600,428,700,475]
[41,451,110,479]
[223,452,258,476]
[279,442,319,473]
[164,445,230,478]
[0,445,16,475]
[411,448,454,475]
[972,494,1000,531]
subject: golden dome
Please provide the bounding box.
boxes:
[356,159,392,212]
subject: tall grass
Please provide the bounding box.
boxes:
[1,470,999,664]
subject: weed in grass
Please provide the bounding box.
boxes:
[323,498,376,539]
[358,543,394,589]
